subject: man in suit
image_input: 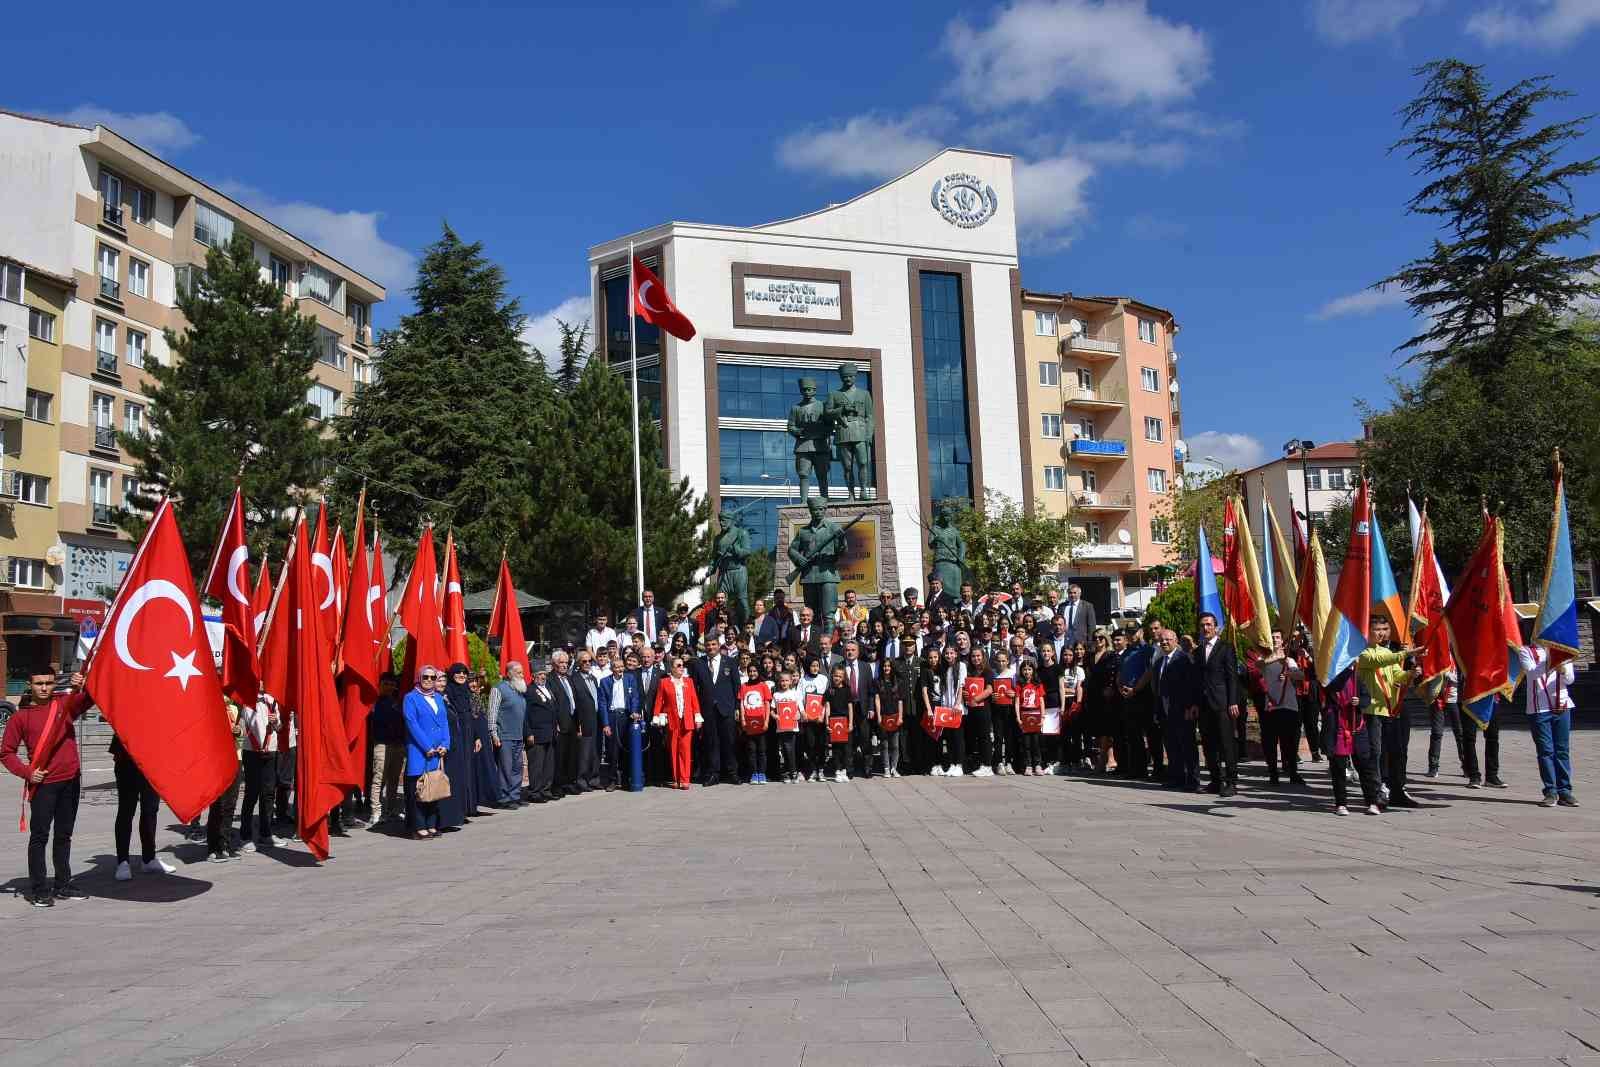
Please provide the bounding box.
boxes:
[523,661,559,803]
[631,589,668,647]
[1061,585,1096,648]
[840,639,877,778]
[1153,629,1199,791]
[792,606,822,662]
[926,576,957,614]
[868,588,899,633]
[547,649,581,796]
[571,649,603,791]
[597,654,642,790]
[632,646,667,786]
[815,632,843,677]
[690,634,740,785]
[1190,612,1243,797]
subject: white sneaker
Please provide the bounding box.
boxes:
[240,840,257,853]
[1379,785,1390,804]
[834,770,847,783]
[949,766,964,777]
[932,766,946,776]
[142,858,176,875]
[114,860,132,881]
[1367,804,1382,816]
[974,767,994,778]
[1336,805,1349,816]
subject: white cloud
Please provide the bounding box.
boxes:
[521,295,592,368]
[944,0,1211,109]
[217,181,414,293]
[1310,0,1433,42]
[1186,431,1267,471]
[1465,0,1600,47]
[776,112,947,181]
[1013,153,1096,248]
[1153,110,1248,138]
[49,106,199,152]
[1310,285,1409,321]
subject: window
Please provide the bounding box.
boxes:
[124,401,144,437]
[16,474,48,506]
[352,358,370,394]
[307,383,340,420]
[98,167,122,212]
[193,200,235,248]
[348,299,369,342]
[89,468,113,525]
[1075,367,1093,390]
[301,263,339,306]
[1305,467,1323,491]
[125,328,147,369]
[93,392,115,428]
[95,319,117,366]
[1075,419,1097,440]
[1080,469,1098,492]
[129,185,155,225]
[1143,416,1164,442]
[269,254,293,291]
[315,326,345,369]
[128,258,149,298]
[122,475,141,509]
[27,308,55,342]
[1034,310,1057,336]
[1038,361,1059,387]
[0,263,21,303]
[919,272,975,506]
[1084,521,1103,543]
[24,390,51,422]
[1041,413,1062,439]
[8,558,46,590]
[1147,467,1168,493]
[1140,367,1160,392]
[1326,467,1347,491]
[98,244,119,282]
[1043,466,1065,491]
[1137,317,1157,344]
[1151,517,1172,544]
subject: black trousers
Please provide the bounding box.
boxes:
[1382,713,1411,795]
[1165,711,1200,788]
[992,706,1017,771]
[965,705,993,770]
[1461,712,1497,781]
[1331,750,1380,808]
[555,729,577,791]
[1121,696,1152,777]
[1199,705,1238,787]
[852,715,874,778]
[1020,730,1042,768]
[113,754,159,864]
[743,729,768,779]
[238,751,277,840]
[1300,701,1323,759]
[206,766,242,853]
[527,739,557,800]
[775,732,798,777]
[940,720,966,771]
[1428,701,1468,775]
[1264,707,1302,781]
[274,747,296,822]
[27,777,79,894]
[573,729,599,790]
[703,710,737,783]
[802,722,828,777]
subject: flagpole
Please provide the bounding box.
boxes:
[628,240,646,606]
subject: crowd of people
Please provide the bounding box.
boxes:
[1,578,1581,907]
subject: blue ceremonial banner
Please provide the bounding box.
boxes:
[1260,493,1278,614]
[1536,463,1580,666]
[1196,523,1225,627]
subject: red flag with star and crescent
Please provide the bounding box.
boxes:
[398,526,448,688]
[442,531,469,666]
[85,498,238,824]
[631,256,696,342]
[330,526,348,639]
[311,503,341,640]
[335,527,381,785]
[201,487,259,708]
[250,558,273,644]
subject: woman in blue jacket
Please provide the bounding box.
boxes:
[402,665,452,840]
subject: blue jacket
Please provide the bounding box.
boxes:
[596,672,643,720]
[402,689,452,776]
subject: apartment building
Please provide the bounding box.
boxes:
[0,109,385,688]
[1016,290,1181,613]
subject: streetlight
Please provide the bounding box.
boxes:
[1282,439,1314,523]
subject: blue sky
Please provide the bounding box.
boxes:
[13,0,1600,470]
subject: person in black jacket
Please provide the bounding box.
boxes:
[1190,612,1243,798]
[690,634,740,785]
[1153,630,1199,791]
[839,639,877,778]
[523,661,559,803]
[570,649,603,791]
[367,673,406,823]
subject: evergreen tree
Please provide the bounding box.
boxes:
[517,359,708,612]
[331,225,550,586]
[1377,60,1600,373]
[538,320,591,393]
[121,233,324,576]
[950,491,1083,592]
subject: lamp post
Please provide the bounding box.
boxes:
[1282,439,1315,525]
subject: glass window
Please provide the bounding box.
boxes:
[9,558,46,589]
[95,318,117,356]
[1144,416,1164,442]
[129,185,154,225]
[315,326,345,370]
[718,428,872,492]
[348,299,369,340]
[125,329,147,369]
[93,393,114,427]
[1040,413,1062,439]
[123,475,142,509]
[124,401,144,437]
[602,271,661,367]
[16,474,48,506]
[269,254,293,292]
[0,263,22,303]
[1034,310,1057,336]
[1147,467,1167,493]
[128,258,149,298]
[90,468,111,505]
[1151,517,1172,543]
[715,363,873,421]
[1140,367,1159,392]
[920,272,974,508]
[1137,317,1157,344]
[1043,466,1065,491]
[1075,367,1092,390]
[300,264,338,305]
[193,200,235,248]
[1038,361,1059,387]
[1326,468,1346,491]
[1305,467,1323,490]
[1076,419,1097,441]
[98,244,119,281]
[714,496,782,553]
[1080,469,1097,492]
[24,390,51,422]
[27,308,54,342]
[98,168,122,216]
[1084,521,1103,543]
[307,382,340,420]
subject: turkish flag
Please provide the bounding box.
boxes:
[336,528,382,784]
[201,487,259,708]
[330,527,349,638]
[257,514,354,860]
[311,504,341,641]
[1408,513,1454,684]
[370,533,392,677]
[250,558,273,645]
[487,554,529,678]
[86,498,238,824]
[441,531,469,666]
[632,256,696,341]
[399,526,448,687]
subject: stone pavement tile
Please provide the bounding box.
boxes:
[1038,998,1126,1030]
[733,1017,905,1043]
[1142,1028,1259,1067]
[240,1039,419,1066]
[996,1053,1087,1066]
[683,1043,807,1067]
[1451,1005,1600,1031]
[391,1042,510,1066]
[638,1022,741,1044]
[1165,982,1324,1058]
[1061,1026,1161,1061]
[492,1041,688,1066]
[798,1040,1001,1066]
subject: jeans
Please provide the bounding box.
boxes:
[403,774,439,832]
[27,777,79,895]
[239,751,277,841]
[1529,711,1573,797]
[114,753,160,864]
[205,766,242,853]
[496,735,526,803]
[883,729,903,774]
[1428,701,1468,775]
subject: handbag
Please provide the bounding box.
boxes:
[415,757,452,803]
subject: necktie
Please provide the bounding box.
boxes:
[850,664,859,697]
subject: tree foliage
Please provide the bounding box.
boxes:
[122,233,325,576]
[1142,577,1196,640]
[536,319,591,394]
[949,491,1081,593]
[1152,473,1234,565]
[1377,59,1600,373]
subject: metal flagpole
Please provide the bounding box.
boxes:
[628,241,646,605]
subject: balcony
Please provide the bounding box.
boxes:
[1169,387,1181,414]
[95,350,119,377]
[1168,349,1179,364]
[1072,490,1134,511]
[1069,437,1128,461]
[1063,335,1121,360]
[1074,542,1135,562]
[101,200,125,231]
[1063,385,1125,410]
[98,275,121,303]
[93,425,118,452]
[91,502,119,529]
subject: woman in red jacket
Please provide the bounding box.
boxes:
[652,656,702,789]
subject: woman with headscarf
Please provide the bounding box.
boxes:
[437,662,474,828]
[466,672,503,810]
[402,666,451,840]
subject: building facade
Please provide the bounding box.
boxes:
[1242,441,1360,539]
[0,109,385,688]
[588,149,1025,593]
[1017,290,1181,611]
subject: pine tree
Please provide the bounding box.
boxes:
[535,319,591,393]
[330,225,550,586]
[121,233,325,576]
[1377,59,1600,372]
[517,359,708,612]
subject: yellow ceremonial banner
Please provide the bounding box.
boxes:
[1231,494,1273,649]
[786,516,879,598]
[1265,499,1299,632]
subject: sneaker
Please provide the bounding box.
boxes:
[240,840,257,854]
[1486,778,1508,789]
[1425,768,1439,779]
[1367,804,1382,816]
[142,858,176,875]
[25,891,53,908]
[932,766,946,776]
[1540,793,1558,807]
[948,766,964,777]
[973,767,994,778]
[114,861,132,881]
[1379,784,1390,804]
[227,849,243,859]
[1466,778,1481,789]
[1559,793,1579,807]
[208,851,231,863]
[1336,805,1349,816]
[834,770,847,782]
[53,884,88,900]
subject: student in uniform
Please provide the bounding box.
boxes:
[737,666,773,784]
[962,649,996,777]
[932,643,967,777]
[800,657,830,782]
[1016,657,1047,775]
[990,650,1018,775]
[877,657,907,778]
[825,664,853,782]
[771,670,804,783]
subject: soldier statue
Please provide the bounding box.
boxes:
[786,497,845,624]
[711,504,752,627]
[786,377,831,501]
[823,362,874,500]
[928,502,968,596]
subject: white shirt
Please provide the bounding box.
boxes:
[640,607,657,642]
[801,672,829,697]
[1518,645,1575,713]
[585,626,617,654]
[609,676,627,711]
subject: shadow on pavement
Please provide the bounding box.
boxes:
[5,854,214,902]
[1511,881,1600,896]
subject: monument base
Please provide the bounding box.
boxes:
[775,499,899,607]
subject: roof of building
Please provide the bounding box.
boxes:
[0,254,77,291]
[1238,440,1362,478]
[1019,289,1178,326]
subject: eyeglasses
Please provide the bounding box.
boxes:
[420,673,438,680]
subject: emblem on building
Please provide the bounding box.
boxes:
[930,173,999,229]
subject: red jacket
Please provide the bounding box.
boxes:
[1,691,92,785]
[653,675,701,731]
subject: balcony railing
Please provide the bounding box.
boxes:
[91,502,119,528]
[94,425,117,451]
[1064,385,1125,407]
[98,276,120,301]
[1074,542,1135,561]
[1069,437,1128,458]
[102,200,124,227]
[1064,335,1121,357]
[1073,490,1134,509]
[95,350,118,376]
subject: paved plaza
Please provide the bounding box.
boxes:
[4,726,1599,1067]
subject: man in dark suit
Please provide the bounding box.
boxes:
[570,649,602,791]
[1153,629,1199,791]
[925,576,957,614]
[840,639,877,777]
[792,606,822,662]
[632,647,667,786]
[631,589,668,647]
[1060,584,1096,648]
[690,634,740,785]
[1190,612,1242,797]
[548,649,581,795]
[523,661,559,803]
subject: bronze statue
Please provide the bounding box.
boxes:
[824,362,873,500]
[786,377,830,501]
[928,502,967,595]
[711,504,752,626]
[786,497,845,623]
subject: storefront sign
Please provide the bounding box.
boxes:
[63,598,108,629]
[742,277,843,320]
